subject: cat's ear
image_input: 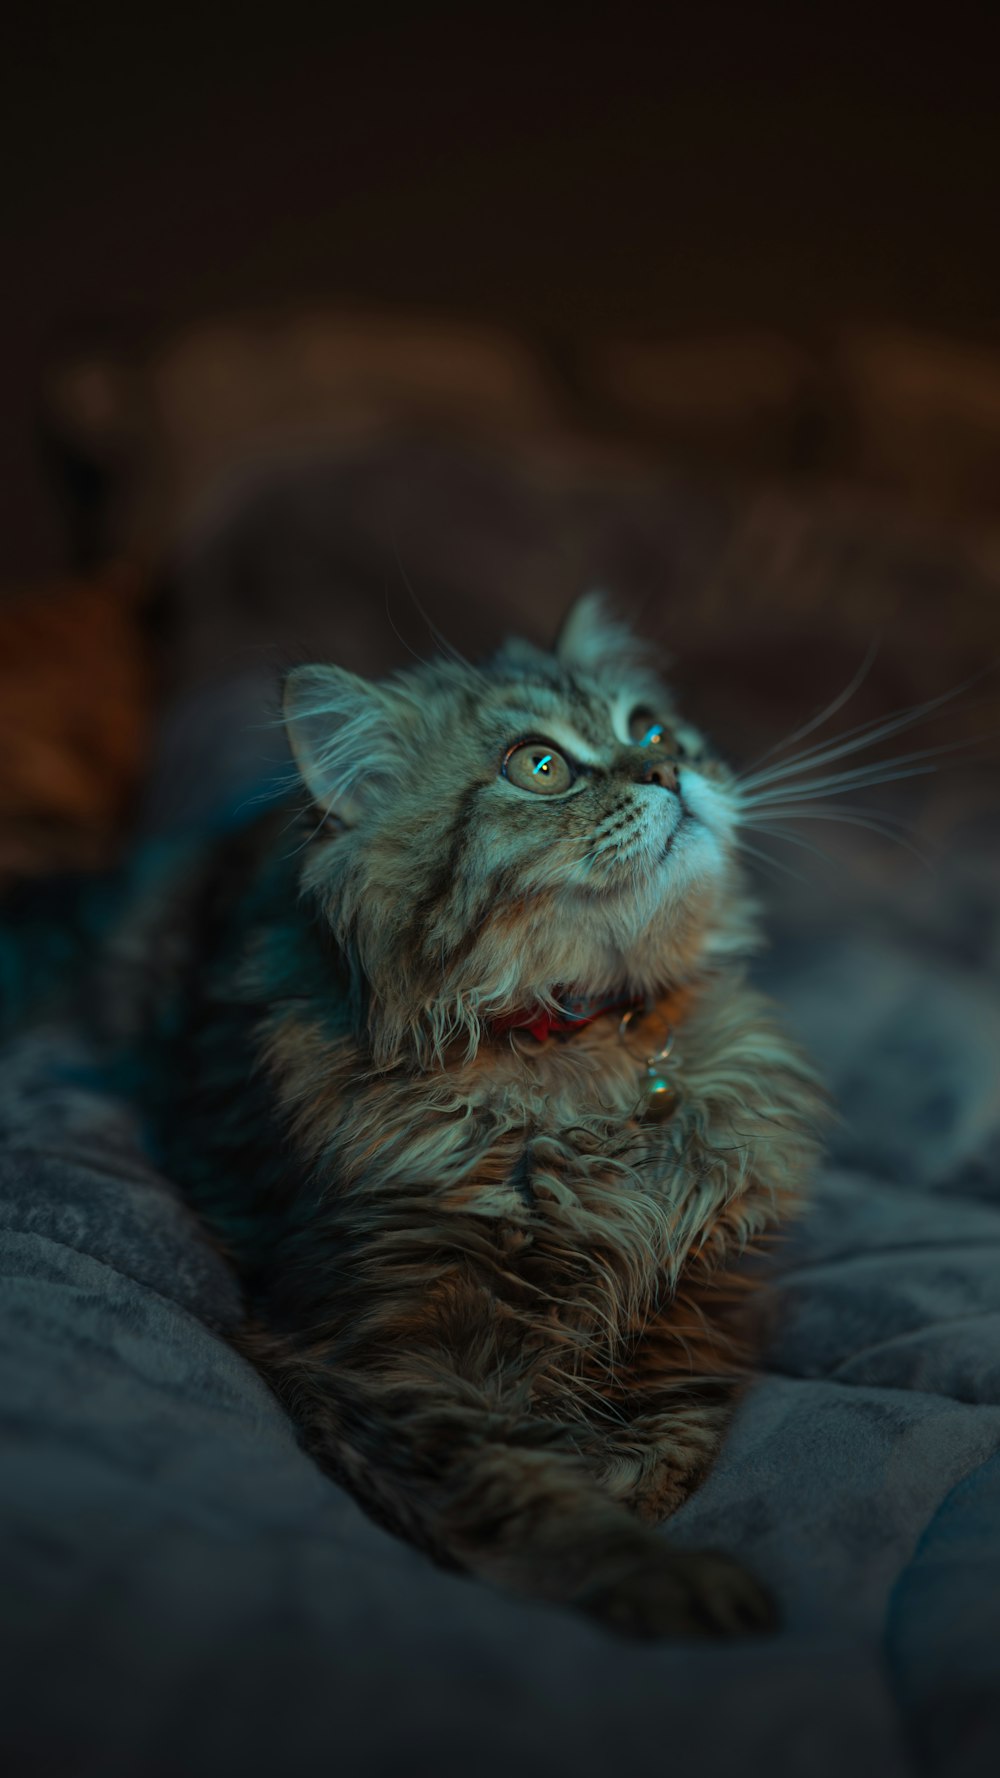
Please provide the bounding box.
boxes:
[555,591,646,677]
[283,664,402,825]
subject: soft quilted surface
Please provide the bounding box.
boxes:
[3,797,999,1778]
[2,438,999,1777]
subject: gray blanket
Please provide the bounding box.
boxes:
[2,807,999,1778]
[3,435,1000,1777]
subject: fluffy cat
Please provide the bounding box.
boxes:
[138,593,821,1639]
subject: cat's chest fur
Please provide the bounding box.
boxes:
[145,813,813,1326]
[254,978,789,1313]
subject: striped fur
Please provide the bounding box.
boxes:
[148,595,822,1639]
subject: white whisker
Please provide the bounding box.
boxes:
[383,578,434,668]
[736,722,1000,811]
[739,758,941,807]
[391,540,472,670]
[734,839,811,885]
[746,811,933,869]
[743,637,880,776]
[740,823,848,870]
[742,799,917,833]
[737,665,997,795]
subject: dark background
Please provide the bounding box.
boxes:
[4,2,1000,581]
[3,23,1000,1776]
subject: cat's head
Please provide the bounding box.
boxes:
[284,594,755,1065]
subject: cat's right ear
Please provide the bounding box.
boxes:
[283,664,401,826]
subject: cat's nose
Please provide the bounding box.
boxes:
[641,757,680,793]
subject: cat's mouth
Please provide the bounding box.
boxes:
[661,812,692,861]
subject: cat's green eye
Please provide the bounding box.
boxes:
[503,740,574,796]
[628,707,670,749]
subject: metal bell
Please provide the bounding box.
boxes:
[642,1067,678,1121]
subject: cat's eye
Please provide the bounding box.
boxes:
[626,707,697,759]
[629,707,671,749]
[502,740,575,796]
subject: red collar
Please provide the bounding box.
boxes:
[491,989,644,1044]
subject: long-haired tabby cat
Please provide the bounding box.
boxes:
[138,594,823,1639]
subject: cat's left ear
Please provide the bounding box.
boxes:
[283,663,404,825]
[555,591,648,677]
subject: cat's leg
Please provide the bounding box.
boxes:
[239,1291,774,1641]
[583,1264,760,1526]
[593,1392,740,1524]
[430,1420,775,1640]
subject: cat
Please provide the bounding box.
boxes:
[130,592,821,1639]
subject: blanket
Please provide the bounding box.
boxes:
[2,437,999,1778]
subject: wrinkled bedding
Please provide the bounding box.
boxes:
[2,439,1000,1777]
[3,795,999,1778]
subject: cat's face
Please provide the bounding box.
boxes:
[285,595,752,1063]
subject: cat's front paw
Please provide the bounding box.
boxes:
[577,1546,778,1641]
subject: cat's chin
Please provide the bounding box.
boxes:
[660,812,691,861]
[658,811,727,885]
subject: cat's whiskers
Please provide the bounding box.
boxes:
[741,806,932,868]
[730,649,994,889]
[392,541,473,670]
[741,637,881,777]
[733,839,812,886]
[383,578,436,669]
[733,700,996,888]
[736,670,996,800]
[741,823,870,873]
[737,739,969,808]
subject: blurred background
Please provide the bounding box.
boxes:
[2,1,999,871]
[5,18,1000,1774]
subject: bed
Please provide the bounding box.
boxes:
[2,375,998,1778]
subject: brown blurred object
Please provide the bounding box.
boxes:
[52,314,996,687]
[46,318,1000,569]
[23,313,1000,841]
[0,566,151,884]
